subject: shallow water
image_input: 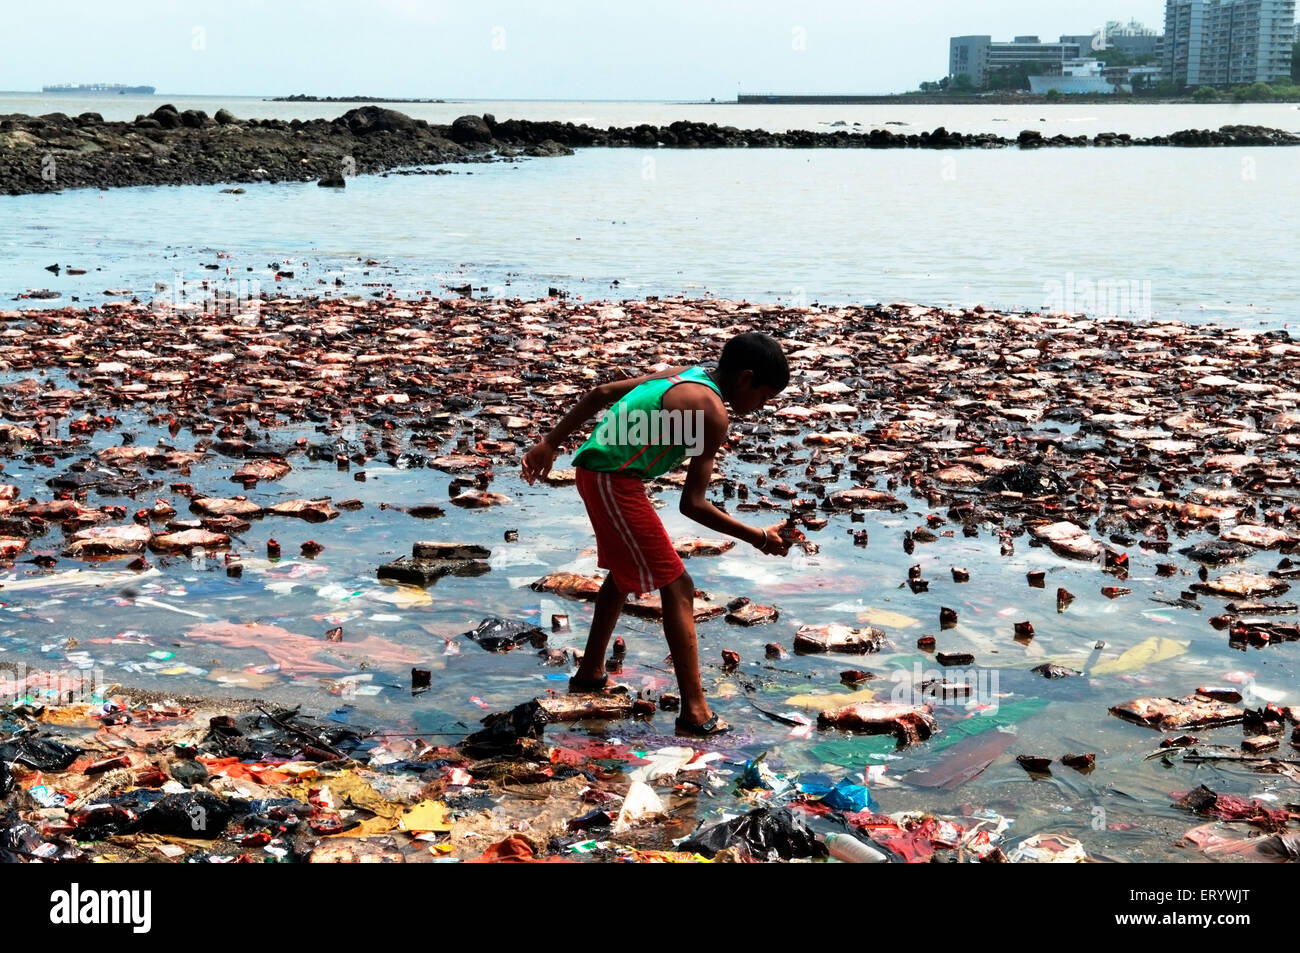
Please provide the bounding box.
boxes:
[3,146,1297,328]
[0,354,1294,861]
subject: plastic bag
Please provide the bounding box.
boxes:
[614,781,663,833]
[821,778,876,813]
[680,807,827,861]
[139,792,235,839]
[462,617,546,653]
[0,737,83,771]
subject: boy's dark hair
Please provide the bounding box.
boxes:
[716,331,790,392]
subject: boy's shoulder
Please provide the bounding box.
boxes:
[661,375,727,415]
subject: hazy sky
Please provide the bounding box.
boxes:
[8,1,1174,99]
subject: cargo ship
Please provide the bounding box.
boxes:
[42,83,156,95]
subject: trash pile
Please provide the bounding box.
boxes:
[0,671,1030,863]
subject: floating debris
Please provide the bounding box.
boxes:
[673,537,735,557]
[816,702,938,746]
[461,617,546,653]
[726,601,779,626]
[1110,695,1245,731]
[1029,522,1102,561]
[1016,755,1052,774]
[1192,572,1290,599]
[1031,663,1081,679]
[793,623,889,654]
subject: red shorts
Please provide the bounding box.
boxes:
[576,467,685,595]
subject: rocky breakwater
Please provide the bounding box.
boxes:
[3,104,1298,195]
[489,118,1300,151]
[1016,124,1300,148]
[0,104,575,196]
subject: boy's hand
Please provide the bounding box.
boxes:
[521,439,557,485]
[754,522,792,556]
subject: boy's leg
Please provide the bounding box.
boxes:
[572,573,627,684]
[660,569,724,728]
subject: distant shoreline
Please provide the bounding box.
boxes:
[736,93,1300,106]
[4,103,1299,196]
[267,94,446,103]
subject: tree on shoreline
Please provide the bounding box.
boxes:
[983,61,1054,92]
[919,74,969,94]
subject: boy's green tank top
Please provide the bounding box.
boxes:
[572,366,722,478]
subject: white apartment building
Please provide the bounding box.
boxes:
[1163,0,1296,85]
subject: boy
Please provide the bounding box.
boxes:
[521,331,792,736]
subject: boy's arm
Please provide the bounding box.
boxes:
[521,365,690,484]
[678,404,791,556]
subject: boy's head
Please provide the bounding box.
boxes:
[715,331,789,414]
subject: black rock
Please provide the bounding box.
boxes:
[525,138,574,158]
[1180,540,1254,565]
[151,104,182,128]
[450,113,493,145]
[341,105,418,136]
[377,555,489,585]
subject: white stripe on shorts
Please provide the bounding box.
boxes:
[597,471,652,593]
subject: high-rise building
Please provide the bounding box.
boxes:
[1163,0,1296,86]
